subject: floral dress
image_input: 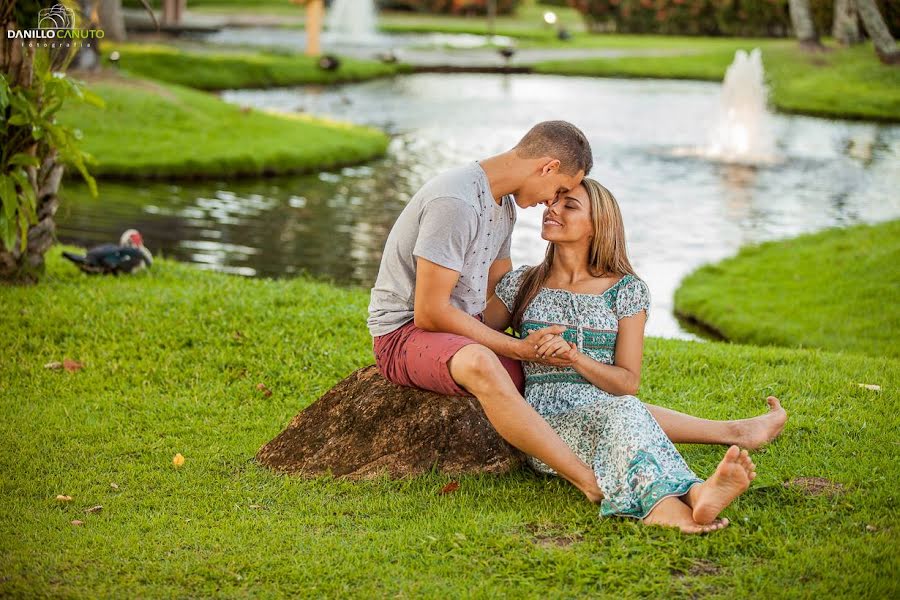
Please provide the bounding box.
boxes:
[495,265,703,519]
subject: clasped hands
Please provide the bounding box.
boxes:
[518,325,579,367]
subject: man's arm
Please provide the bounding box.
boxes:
[413,257,563,362]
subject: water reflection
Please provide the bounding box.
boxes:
[58,74,900,338]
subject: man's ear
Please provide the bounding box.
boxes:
[541,158,561,176]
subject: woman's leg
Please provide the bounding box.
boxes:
[643,396,787,449]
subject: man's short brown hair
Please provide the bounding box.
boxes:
[513,120,593,176]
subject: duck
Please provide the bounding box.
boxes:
[62,229,153,275]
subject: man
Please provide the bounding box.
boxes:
[367,121,605,503]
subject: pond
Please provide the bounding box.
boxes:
[57,73,900,339]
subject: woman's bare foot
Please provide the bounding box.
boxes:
[642,496,729,534]
[582,482,604,504]
[732,396,787,450]
[689,445,756,525]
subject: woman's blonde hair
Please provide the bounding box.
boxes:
[510,178,635,332]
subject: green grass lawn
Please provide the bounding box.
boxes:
[0,247,897,597]
[57,72,389,179]
[102,43,411,91]
[675,220,900,359]
[534,40,900,122]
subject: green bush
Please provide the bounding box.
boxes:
[379,0,520,15]
[567,0,899,38]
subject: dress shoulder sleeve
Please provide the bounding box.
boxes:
[494,265,531,313]
[615,275,651,320]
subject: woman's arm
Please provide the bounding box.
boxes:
[482,258,514,332]
[482,293,513,332]
[569,311,646,396]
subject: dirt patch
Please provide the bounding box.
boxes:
[69,67,180,102]
[783,477,845,496]
[523,523,583,549]
[671,559,722,578]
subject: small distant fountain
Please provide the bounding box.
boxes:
[326,0,379,43]
[705,49,775,164]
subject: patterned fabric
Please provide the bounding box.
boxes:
[495,266,702,519]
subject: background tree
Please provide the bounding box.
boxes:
[856,0,900,64]
[833,0,862,46]
[788,0,823,48]
[97,0,127,42]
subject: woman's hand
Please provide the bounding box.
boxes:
[534,338,579,367]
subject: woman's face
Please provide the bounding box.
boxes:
[541,183,593,246]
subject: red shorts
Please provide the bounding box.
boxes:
[372,314,525,397]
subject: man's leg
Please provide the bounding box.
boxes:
[449,344,603,503]
[643,397,787,450]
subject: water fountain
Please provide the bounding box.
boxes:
[704,48,776,164]
[326,0,379,44]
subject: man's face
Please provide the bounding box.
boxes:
[514,163,585,209]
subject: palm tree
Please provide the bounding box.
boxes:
[0,1,73,282]
[1,0,156,283]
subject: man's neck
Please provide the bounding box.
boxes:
[478,151,525,206]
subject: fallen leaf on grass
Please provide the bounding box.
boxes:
[172,453,185,467]
[55,495,73,503]
[110,483,119,490]
[856,383,881,391]
[438,481,459,495]
[44,361,64,370]
[84,505,103,514]
[63,359,84,373]
[257,383,273,397]
[866,524,878,532]
[71,520,84,526]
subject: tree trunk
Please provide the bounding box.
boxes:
[0,5,67,283]
[72,0,101,70]
[833,0,862,45]
[856,0,900,64]
[98,0,127,42]
[788,0,822,48]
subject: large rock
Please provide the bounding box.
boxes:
[256,365,526,479]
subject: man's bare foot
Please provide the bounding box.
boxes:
[732,396,787,450]
[642,496,729,534]
[690,445,756,525]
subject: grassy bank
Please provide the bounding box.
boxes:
[0,247,897,597]
[675,220,900,359]
[534,40,900,122]
[58,72,389,179]
[103,43,411,91]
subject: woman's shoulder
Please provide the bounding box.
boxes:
[495,265,533,311]
[613,273,651,319]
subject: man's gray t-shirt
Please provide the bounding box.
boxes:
[367,161,516,337]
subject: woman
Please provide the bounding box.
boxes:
[483,178,760,533]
